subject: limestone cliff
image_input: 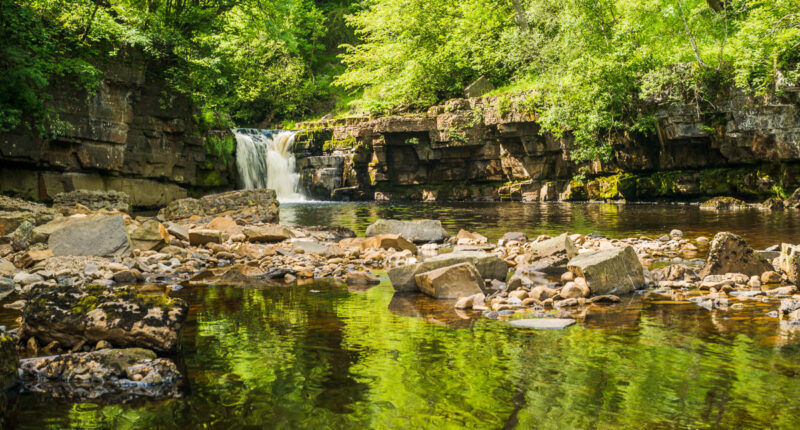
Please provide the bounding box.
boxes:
[294,88,800,202]
[0,50,235,208]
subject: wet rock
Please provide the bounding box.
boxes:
[696,236,710,247]
[414,262,484,299]
[700,197,747,210]
[112,269,142,284]
[53,190,131,213]
[651,264,700,282]
[0,278,13,301]
[49,215,132,258]
[188,229,222,246]
[509,318,575,329]
[365,219,448,243]
[243,224,295,243]
[766,285,798,297]
[360,234,417,253]
[20,283,189,353]
[129,220,169,251]
[455,293,484,310]
[0,334,19,390]
[760,197,785,211]
[19,348,181,401]
[780,243,800,284]
[670,229,683,237]
[159,189,279,223]
[567,246,645,296]
[388,251,507,292]
[699,232,773,278]
[345,271,380,285]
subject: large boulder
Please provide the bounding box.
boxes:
[567,246,645,296]
[365,219,449,243]
[53,189,131,213]
[780,243,800,284]
[20,284,189,353]
[159,189,279,223]
[129,219,169,251]
[389,251,507,292]
[414,262,484,299]
[700,197,747,210]
[20,348,181,401]
[48,215,132,257]
[243,224,295,243]
[698,232,773,278]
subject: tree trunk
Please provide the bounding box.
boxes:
[511,0,528,34]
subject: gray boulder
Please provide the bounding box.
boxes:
[567,246,645,296]
[698,232,773,278]
[366,219,449,243]
[389,251,507,292]
[414,262,485,299]
[48,215,132,257]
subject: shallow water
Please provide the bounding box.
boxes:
[5,202,800,429]
[280,201,800,249]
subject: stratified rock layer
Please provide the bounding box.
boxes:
[20,284,188,353]
[159,189,279,223]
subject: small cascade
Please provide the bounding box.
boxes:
[233,129,305,202]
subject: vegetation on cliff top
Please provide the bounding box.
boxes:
[1,0,799,163]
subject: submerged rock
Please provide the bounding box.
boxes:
[414,262,484,299]
[567,246,645,296]
[365,219,449,243]
[509,318,576,329]
[20,284,189,353]
[159,189,280,223]
[48,215,132,258]
[698,232,773,278]
[700,197,747,210]
[388,251,507,292]
[20,348,181,401]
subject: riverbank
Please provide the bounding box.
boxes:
[3,189,800,427]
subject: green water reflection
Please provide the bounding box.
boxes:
[12,280,800,429]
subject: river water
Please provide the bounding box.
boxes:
[6,202,800,429]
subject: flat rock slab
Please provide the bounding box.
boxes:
[509,318,576,329]
[366,219,448,243]
[48,215,132,257]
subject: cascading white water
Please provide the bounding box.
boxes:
[233,129,305,202]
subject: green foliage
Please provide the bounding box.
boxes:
[338,0,800,163]
[322,136,358,151]
[205,135,236,159]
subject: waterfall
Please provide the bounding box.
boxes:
[233,129,305,202]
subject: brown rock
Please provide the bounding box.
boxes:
[188,229,222,246]
[345,271,380,285]
[699,232,773,278]
[243,224,295,243]
[414,262,484,299]
[360,234,417,253]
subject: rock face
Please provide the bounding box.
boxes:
[53,190,131,213]
[159,189,280,223]
[414,262,485,299]
[780,243,800,284]
[48,215,132,257]
[20,348,181,401]
[389,251,507,292]
[365,219,448,243]
[292,89,800,202]
[699,232,774,278]
[20,284,189,353]
[567,247,645,296]
[0,48,235,207]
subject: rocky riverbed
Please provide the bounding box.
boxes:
[2,188,800,412]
